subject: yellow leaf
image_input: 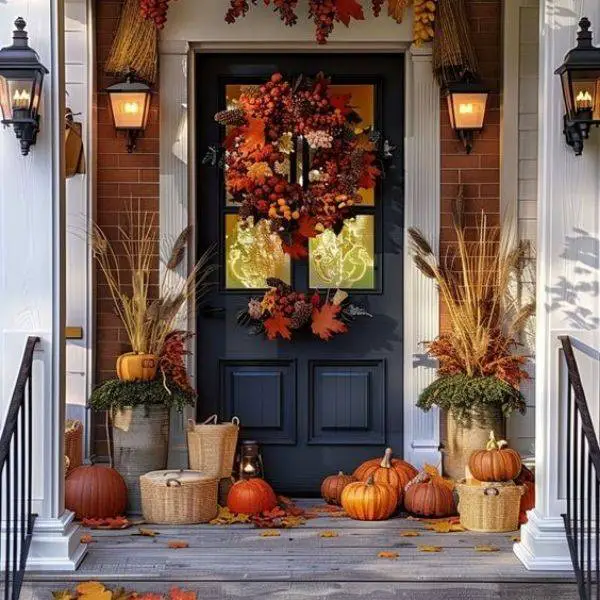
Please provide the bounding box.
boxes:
[80,591,112,600]
[426,521,451,533]
[510,535,521,543]
[319,530,339,538]
[400,530,421,537]
[475,545,500,553]
[424,464,441,478]
[52,590,73,600]
[378,551,399,559]
[209,506,251,525]
[80,534,94,544]
[168,540,189,549]
[260,530,281,537]
[137,528,159,537]
[418,545,443,553]
[76,582,106,596]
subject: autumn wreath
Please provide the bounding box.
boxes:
[237,278,371,341]
[214,72,381,258]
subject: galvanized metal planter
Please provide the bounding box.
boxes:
[112,405,170,514]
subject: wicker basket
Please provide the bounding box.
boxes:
[457,481,525,532]
[140,470,218,524]
[64,420,83,476]
[187,415,239,478]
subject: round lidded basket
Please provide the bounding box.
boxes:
[140,470,218,524]
[457,481,525,533]
[187,415,239,478]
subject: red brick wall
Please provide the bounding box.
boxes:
[439,0,501,330]
[94,0,160,454]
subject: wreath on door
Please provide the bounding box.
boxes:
[213,71,383,257]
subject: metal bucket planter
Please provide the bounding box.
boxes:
[440,406,506,481]
[111,405,170,514]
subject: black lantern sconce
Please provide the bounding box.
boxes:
[0,18,48,156]
[445,74,489,154]
[555,17,600,156]
[106,69,152,153]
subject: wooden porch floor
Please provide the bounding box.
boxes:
[24,501,576,600]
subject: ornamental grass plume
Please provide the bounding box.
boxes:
[90,203,215,357]
[408,187,535,389]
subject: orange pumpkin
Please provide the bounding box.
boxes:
[404,472,456,518]
[116,352,158,382]
[321,471,356,506]
[227,478,277,515]
[341,475,398,521]
[515,465,535,513]
[468,431,522,482]
[354,447,418,493]
[65,465,127,519]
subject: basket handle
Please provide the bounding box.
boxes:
[187,418,196,430]
[203,414,218,425]
[484,487,500,496]
[231,416,240,426]
[166,478,182,487]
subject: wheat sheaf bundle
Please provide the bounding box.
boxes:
[91,204,215,356]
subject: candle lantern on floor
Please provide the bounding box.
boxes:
[238,440,264,480]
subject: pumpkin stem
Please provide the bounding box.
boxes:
[486,430,509,451]
[380,447,393,469]
[366,474,375,486]
[337,471,345,476]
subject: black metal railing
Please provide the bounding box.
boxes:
[0,337,39,600]
[561,335,600,599]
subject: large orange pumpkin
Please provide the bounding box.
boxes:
[341,475,398,521]
[321,471,356,506]
[354,447,418,493]
[116,352,158,382]
[468,431,522,482]
[65,465,127,519]
[227,478,277,515]
[404,472,456,518]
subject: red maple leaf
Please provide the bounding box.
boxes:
[336,0,365,26]
[282,232,309,259]
[264,314,292,340]
[358,153,381,189]
[297,215,318,239]
[311,303,348,340]
[328,93,353,116]
[239,117,266,152]
[223,126,243,150]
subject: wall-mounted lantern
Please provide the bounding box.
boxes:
[555,17,600,156]
[106,69,152,153]
[445,75,489,154]
[0,18,48,156]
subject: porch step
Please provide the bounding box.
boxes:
[20,580,578,600]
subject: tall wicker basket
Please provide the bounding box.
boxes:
[457,481,525,532]
[64,420,83,476]
[140,470,218,524]
[187,415,239,478]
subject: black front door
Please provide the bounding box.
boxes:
[196,53,404,494]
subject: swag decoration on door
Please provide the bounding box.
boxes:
[237,278,372,341]
[212,72,382,259]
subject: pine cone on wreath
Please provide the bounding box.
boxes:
[289,301,313,329]
[214,107,246,126]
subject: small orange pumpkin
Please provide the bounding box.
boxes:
[404,472,456,518]
[116,352,158,382]
[321,471,356,506]
[354,447,418,494]
[226,478,278,515]
[341,475,398,521]
[468,431,522,482]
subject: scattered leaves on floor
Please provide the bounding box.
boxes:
[209,506,251,525]
[305,504,347,519]
[475,545,500,553]
[80,534,94,544]
[319,530,339,538]
[76,582,106,596]
[377,551,399,559]
[418,545,443,553]
[424,520,465,533]
[251,504,307,529]
[134,528,159,537]
[259,529,281,537]
[167,540,189,549]
[510,535,521,543]
[81,517,131,530]
[400,530,420,537]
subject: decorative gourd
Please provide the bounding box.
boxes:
[65,465,127,519]
[468,431,522,482]
[116,352,158,382]
[321,471,356,506]
[403,472,456,518]
[353,447,418,493]
[340,475,398,521]
[227,478,278,515]
[515,465,535,512]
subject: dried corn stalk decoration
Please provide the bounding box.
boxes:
[105,0,158,84]
[432,0,479,85]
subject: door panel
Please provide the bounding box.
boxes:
[196,53,404,494]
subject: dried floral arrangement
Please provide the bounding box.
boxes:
[213,72,382,258]
[237,278,371,341]
[408,191,534,425]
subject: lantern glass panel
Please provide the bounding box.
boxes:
[0,75,11,121]
[560,70,574,117]
[0,74,34,121]
[571,70,600,119]
[449,92,488,130]
[109,91,149,130]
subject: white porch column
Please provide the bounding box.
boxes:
[0,1,86,570]
[514,0,600,571]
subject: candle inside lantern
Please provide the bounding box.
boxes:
[576,90,594,111]
[12,89,30,109]
[123,101,140,114]
[242,463,256,475]
[459,103,474,114]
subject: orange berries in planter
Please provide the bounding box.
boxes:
[404,471,456,518]
[341,475,398,521]
[353,447,418,495]
[226,478,277,515]
[468,431,522,482]
[320,471,356,506]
